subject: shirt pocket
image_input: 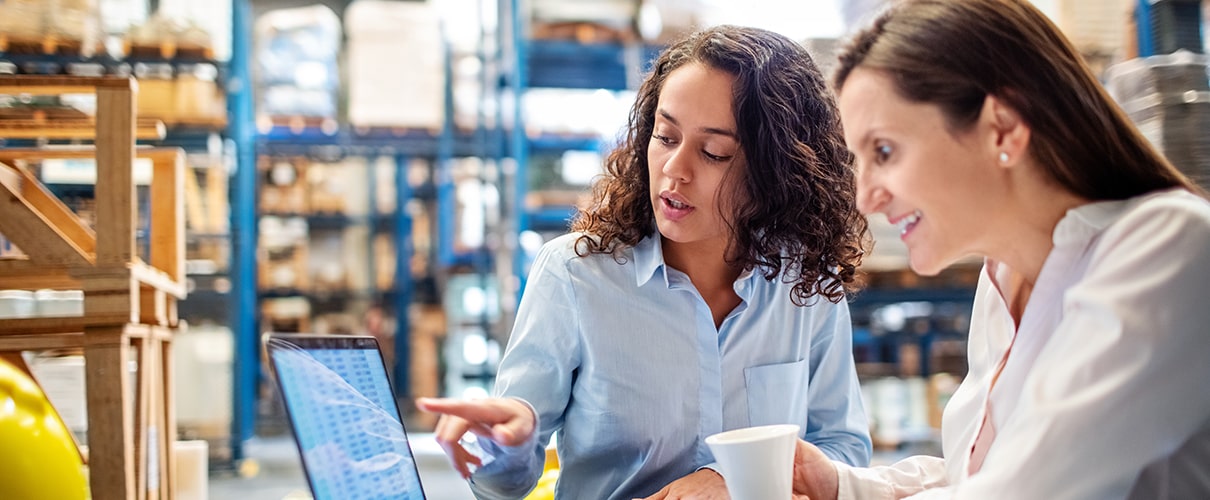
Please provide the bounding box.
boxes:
[744,359,809,428]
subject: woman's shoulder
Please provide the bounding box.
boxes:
[1096,188,1210,255]
[536,232,636,267]
[1116,188,1210,231]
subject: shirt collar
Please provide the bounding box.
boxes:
[633,233,666,287]
[632,233,758,294]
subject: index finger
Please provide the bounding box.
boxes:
[416,397,521,425]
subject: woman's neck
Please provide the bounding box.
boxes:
[662,236,744,329]
[661,237,742,293]
[983,167,1089,287]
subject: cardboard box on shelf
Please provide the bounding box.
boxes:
[345,1,445,128]
[258,156,309,214]
[135,64,177,123]
[260,296,311,333]
[306,157,371,216]
[408,304,447,429]
[373,233,395,292]
[257,245,309,291]
[174,66,227,126]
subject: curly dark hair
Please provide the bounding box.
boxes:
[571,25,869,305]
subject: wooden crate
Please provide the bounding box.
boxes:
[0,75,183,500]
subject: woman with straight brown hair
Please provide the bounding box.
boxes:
[790,0,1210,498]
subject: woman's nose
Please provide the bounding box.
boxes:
[661,146,691,183]
[856,175,889,215]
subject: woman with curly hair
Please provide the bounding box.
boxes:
[419,24,872,500]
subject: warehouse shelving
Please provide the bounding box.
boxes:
[0,10,250,467]
[0,75,188,500]
[499,0,665,296]
[235,0,519,451]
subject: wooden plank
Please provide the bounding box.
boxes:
[0,317,90,336]
[0,333,86,350]
[83,325,136,500]
[0,146,188,164]
[149,149,184,285]
[0,119,166,140]
[0,75,134,92]
[0,260,80,290]
[132,337,152,500]
[10,164,97,255]
[94,86,136,268]
[159,334,176,500]
[83,289,139,326]
[165,297,178,328]
[71,262,185,298]
[139,287,167,327]
[0,178,93,267]
[130,262,186,299]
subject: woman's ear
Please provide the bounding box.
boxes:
[981,94,1031,168]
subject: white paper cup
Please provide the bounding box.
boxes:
[705,424,800,500]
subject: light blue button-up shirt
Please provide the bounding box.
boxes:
[470,232,871,500]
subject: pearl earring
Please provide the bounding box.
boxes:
[999,152,1009,164]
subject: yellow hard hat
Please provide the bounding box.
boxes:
[0,357,90,500]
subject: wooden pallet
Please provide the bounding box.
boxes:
[0,75,183,500]
[0,34,94,57]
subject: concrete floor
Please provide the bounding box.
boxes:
[207,434,476,500]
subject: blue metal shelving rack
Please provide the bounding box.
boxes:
[501,0,664,293]
[231,6,503,456]
[229,0,258,464]
[252,122,485,404]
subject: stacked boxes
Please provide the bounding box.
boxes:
[254,5,341,120]
[257,156,309,214]
[0,0,100,56]
[1106,51,1210,187]
[345,0,445,129]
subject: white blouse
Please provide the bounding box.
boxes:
[835,188,1210,499]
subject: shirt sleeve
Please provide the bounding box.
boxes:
[468,241,583,500]
[947,196,1210,498]
[806,299,874,466]
[835,455,950,500]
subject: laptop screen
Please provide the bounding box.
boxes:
[266,334,426,500]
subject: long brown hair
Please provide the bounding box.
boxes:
[571,25,868,304]
[834,0,1200,200]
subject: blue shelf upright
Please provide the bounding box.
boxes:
[228,0,258,463]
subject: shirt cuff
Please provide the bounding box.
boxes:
[835,460,895,500]
[475,397,542,470]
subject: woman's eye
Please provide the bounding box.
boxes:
[653,134,675,145]
[703,151,731,162]
[874,143,893,163]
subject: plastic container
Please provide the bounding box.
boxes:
[0,290,36,319]
[34,290,85,317]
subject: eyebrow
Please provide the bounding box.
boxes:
[850,127,883,152]
[657,109,737,138]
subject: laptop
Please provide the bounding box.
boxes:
[265,333,428,500]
